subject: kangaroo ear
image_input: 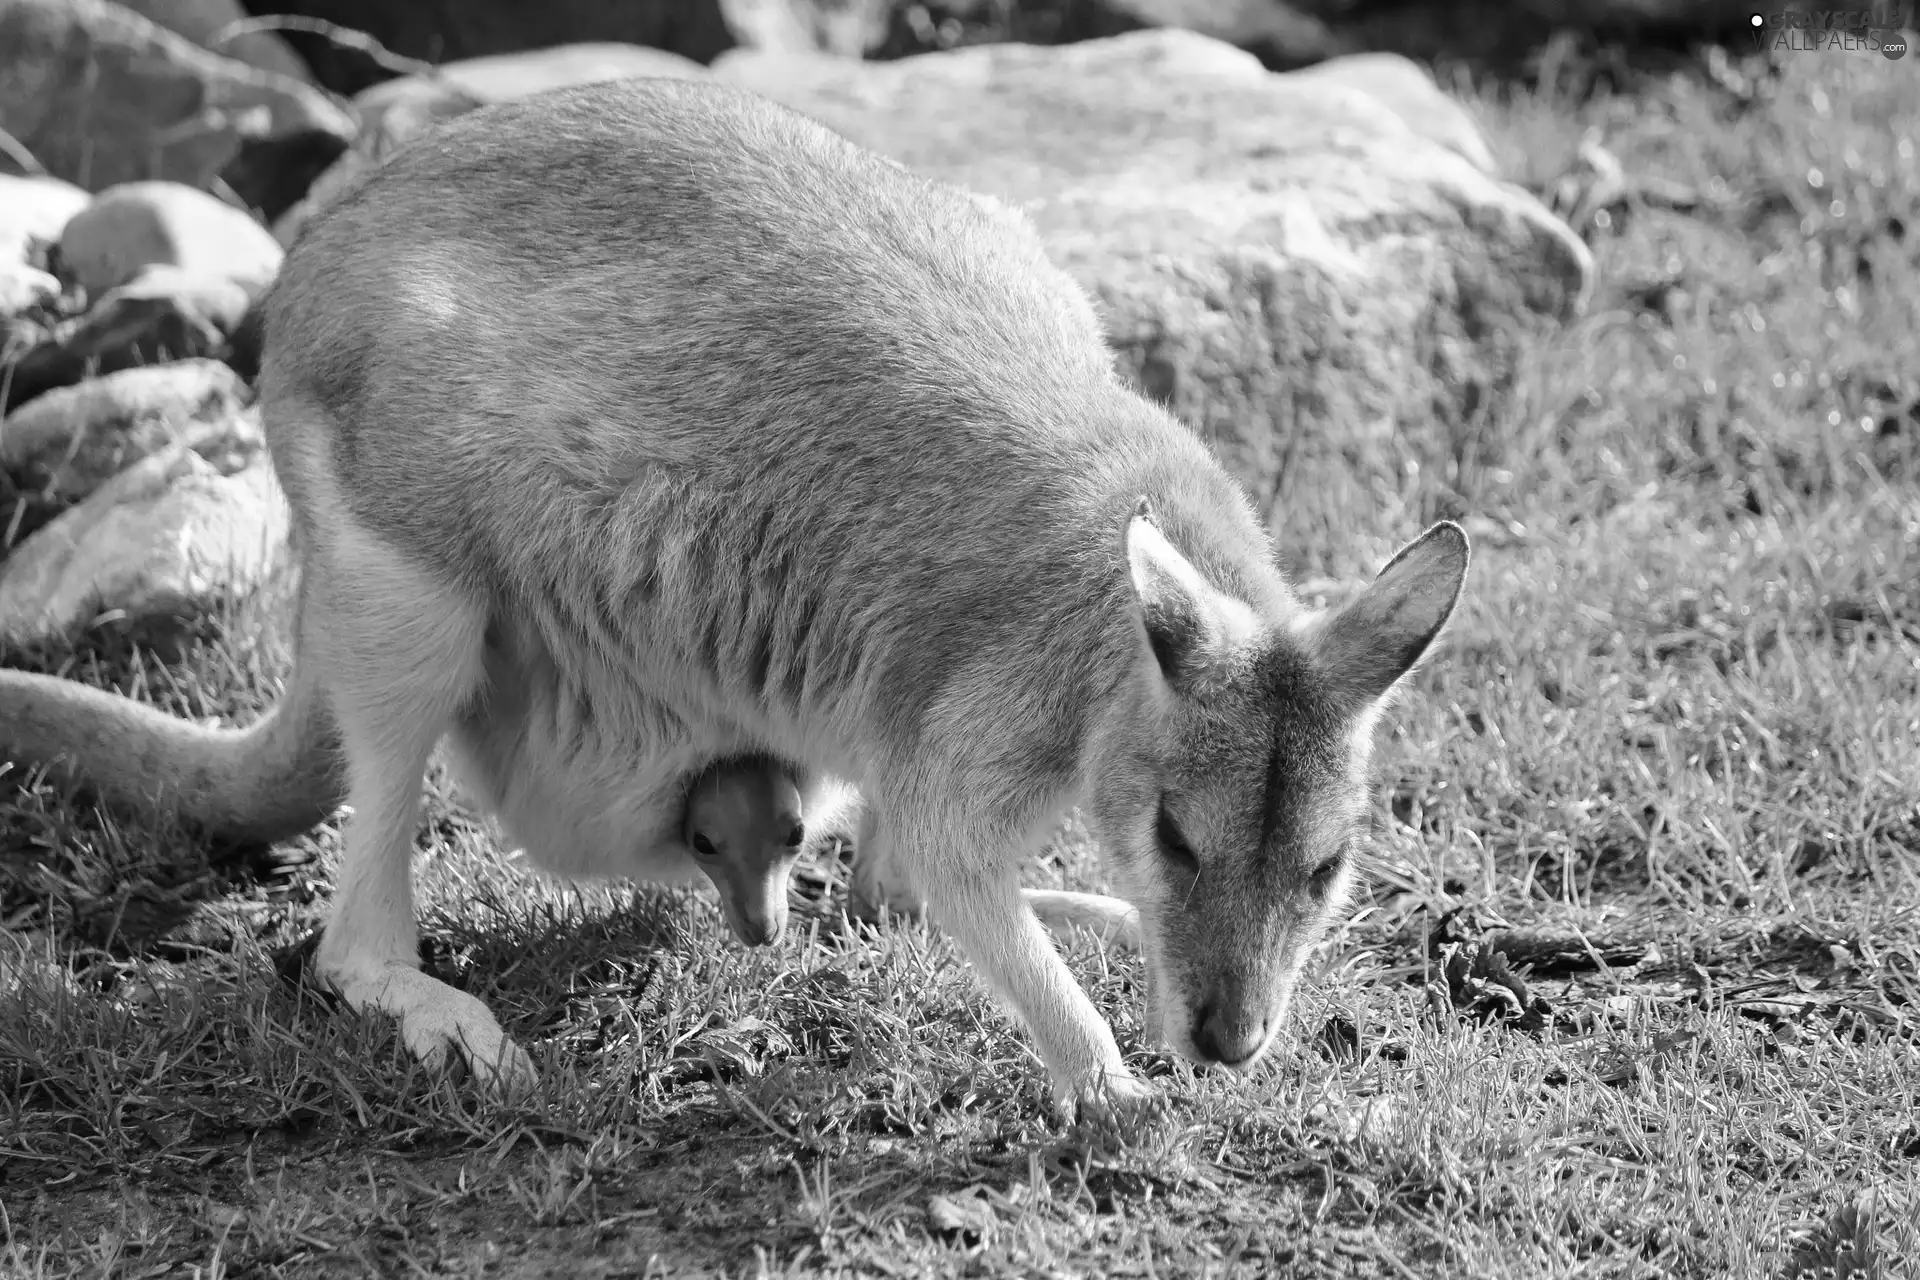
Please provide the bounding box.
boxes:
[1304,521,1470,705]
[1126,506,1255,685]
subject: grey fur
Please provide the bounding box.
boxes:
[0,76,1470,1117]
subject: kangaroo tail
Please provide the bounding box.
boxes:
[0,661,343,846]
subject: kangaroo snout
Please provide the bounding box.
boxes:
[1185,970,1279,1069]
[1191,1001,1273,1068]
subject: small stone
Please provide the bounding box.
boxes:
[58,182,284,302]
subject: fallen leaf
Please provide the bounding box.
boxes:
[927,1189,997,1243]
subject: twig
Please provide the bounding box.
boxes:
[207,15,443,80]
[0,124,48,176]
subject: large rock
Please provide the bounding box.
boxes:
[1,359,254,507]
[0,442,287,648]
[117,0,311,80]
[714,33,1591,539]
[274,43,708,246]
[0,0,355,194]
[57,181,283,300]
[1281,51,1496,175]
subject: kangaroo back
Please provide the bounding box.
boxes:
[262,78,1286,767]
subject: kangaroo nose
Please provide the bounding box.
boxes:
[735,910,789,947]
[731,898,788,947]
[1191,1003,1270,1068]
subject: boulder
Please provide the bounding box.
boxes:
[714,32,1591,543]
[0,443,288,648]
[0,174,90,268]
[1281,52,1496,175]
[117,0,311,81]
[275,43,708,246]
[1,358,254,508]
[0,0,355,194]
[57,181,283,300]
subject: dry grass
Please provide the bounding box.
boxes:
[4,39,1918,1280]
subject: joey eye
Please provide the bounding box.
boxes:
[1154,801,1199,874]
[783,824,806,849]
[1308,855,1344,890]
[691,833,718,857]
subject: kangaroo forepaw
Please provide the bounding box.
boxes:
[1062,1069,1164,1134]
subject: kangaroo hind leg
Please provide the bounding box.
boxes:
[301,523,534,1096]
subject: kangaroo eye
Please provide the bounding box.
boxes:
[691,834,718,857]
[1154,800,1199,874]
[784,824,805,848]
[1309,855,1344,888]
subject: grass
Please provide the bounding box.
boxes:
[5,37,1920,1280]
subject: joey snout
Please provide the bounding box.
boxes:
[701,861,795,947]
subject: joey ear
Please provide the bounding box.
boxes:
[1305,521,1470,704]
[1126,506,1255,684]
